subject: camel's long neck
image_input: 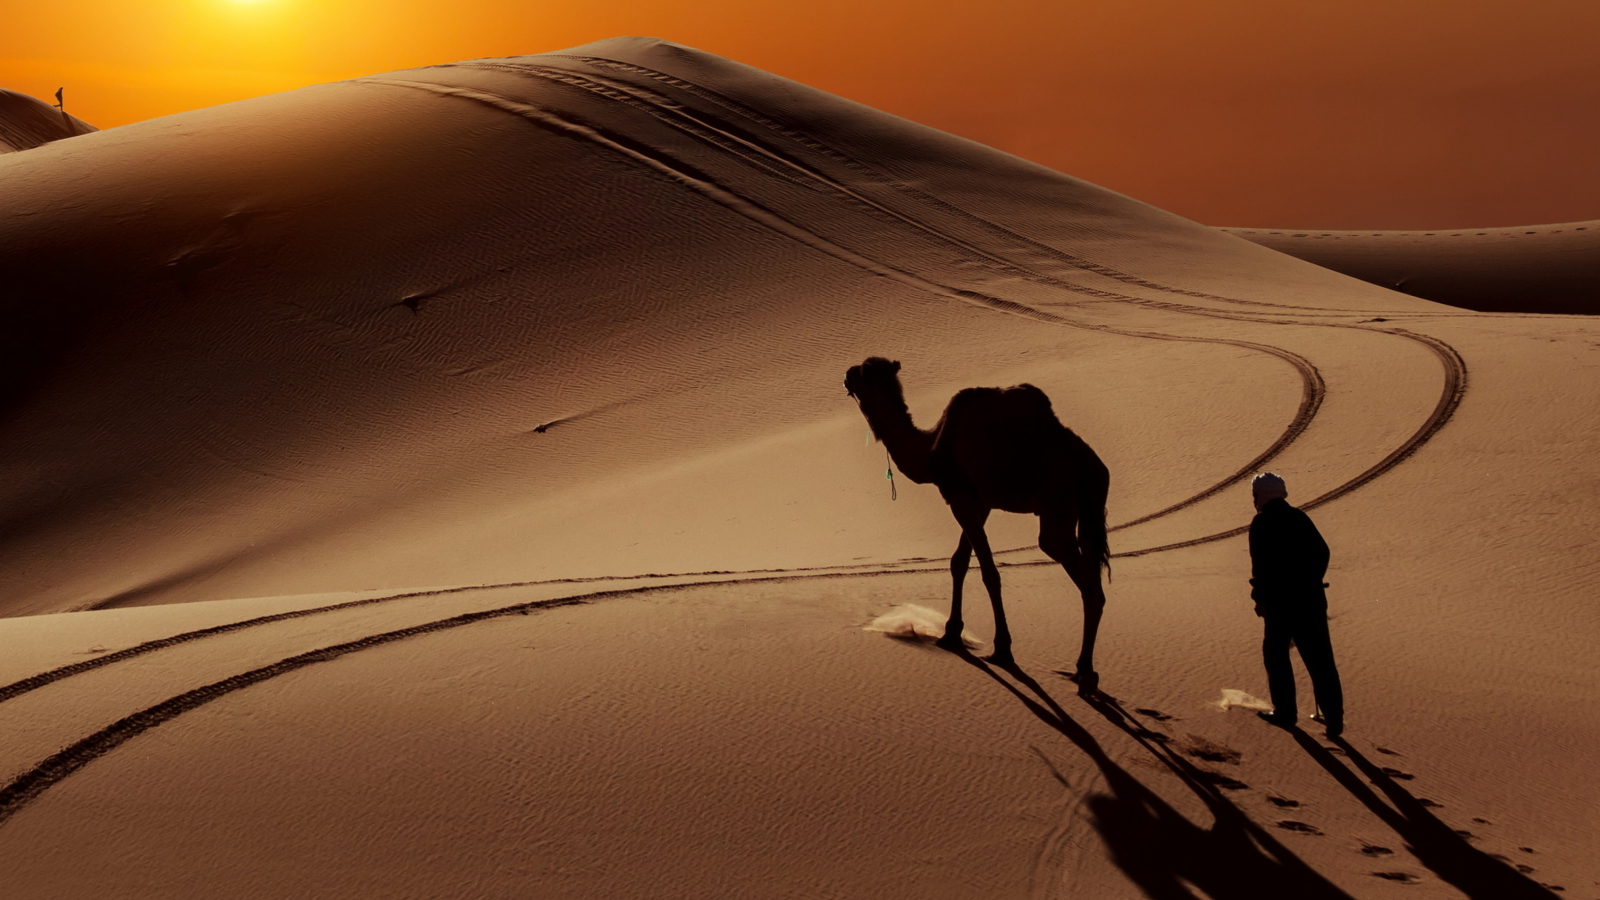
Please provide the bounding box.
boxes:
[858,390,936,485]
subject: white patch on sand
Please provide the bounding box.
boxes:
[1218,689,1273,711]
[865,604,982,648]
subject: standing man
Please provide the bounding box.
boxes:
[1249,472,1344,737]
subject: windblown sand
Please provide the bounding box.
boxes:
[0,37,1592,898]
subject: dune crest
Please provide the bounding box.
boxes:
[1223,222,1600,314]
[0,88,96,153]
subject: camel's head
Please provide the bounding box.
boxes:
[844,357,903,402]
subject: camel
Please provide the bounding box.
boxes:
[844,357,1110,692]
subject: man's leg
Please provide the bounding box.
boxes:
[1262,615,1298,722]
[1294,613,1344,731]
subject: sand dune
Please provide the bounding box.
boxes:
[0,89,96,153]
[0,37,1593,898]
[1223,223,1600,315]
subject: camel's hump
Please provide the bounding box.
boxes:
[946,383,1058,419]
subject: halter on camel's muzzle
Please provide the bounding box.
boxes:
[844,388,895,500]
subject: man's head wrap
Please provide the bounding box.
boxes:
[1252,472,1288,501]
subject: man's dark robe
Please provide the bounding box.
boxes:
[1250,497,1343,726]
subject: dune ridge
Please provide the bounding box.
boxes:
[1223,222,1600,315]
[0,88,95,153]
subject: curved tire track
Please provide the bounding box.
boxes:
[359,75,1330,543]
[0,558,973,708]
[0,580,554,708]
[0,592,589,828]
[426,60,1464,536]
[486,58,1469,553]
[541,56,1369,315]
[1112,327,1466,558]
[0,564,993,828]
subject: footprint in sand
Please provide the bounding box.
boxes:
[1372,872,1421,884]
[1418,798,1443,808]
[1134,707,1175,721]
[1177,734,1242,765]
[1197,770,1249,791]
[1266,796,1300,809]
[1275,820,1322,835]
[1359,844,1394,857]
[1379,766,1415,780]
[1375,746,1402,756]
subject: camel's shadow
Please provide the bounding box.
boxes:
[945,646,1355,900]
[949,647,1561,899]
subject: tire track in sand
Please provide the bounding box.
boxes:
[540,56,1375,316]
[475,58,1469,547]
[0,560,956,708]
[0,591,590,827]
[358,75,1330,541]
[1112,327,1466,557]
[361,73,1461,550]
[0,565,1001,828]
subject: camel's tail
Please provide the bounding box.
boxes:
[1078,449,1111,578]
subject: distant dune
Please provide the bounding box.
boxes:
[0,88,96,153]
[1223,222,1600,315]
[0,36,1591,899]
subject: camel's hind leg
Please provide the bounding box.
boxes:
[950,502,1012,666]
[1040,509,1106,695]
[937,533,972,652]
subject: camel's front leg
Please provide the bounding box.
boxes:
[953,503,1011,667]
[937,534,972,652]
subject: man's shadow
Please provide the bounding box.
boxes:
[1288,730,1560,899]
[950,648,1356,900]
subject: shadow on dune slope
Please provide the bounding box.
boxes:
[964,654,1355,900]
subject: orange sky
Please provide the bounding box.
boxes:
[4,0,1598,229]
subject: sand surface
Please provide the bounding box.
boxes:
[0,37,1593,898]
